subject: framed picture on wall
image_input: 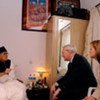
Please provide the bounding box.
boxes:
[22,0,51,32]
[51,0,80,14]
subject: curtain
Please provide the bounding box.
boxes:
[83,6,100,86]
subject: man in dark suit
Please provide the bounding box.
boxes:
[51,44,97,100]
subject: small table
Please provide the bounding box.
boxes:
[26,88,50,100]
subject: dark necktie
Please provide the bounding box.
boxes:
[68,62,72,69]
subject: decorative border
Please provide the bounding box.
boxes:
[22,0,51,32]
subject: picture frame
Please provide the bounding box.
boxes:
[58,0,80,9]
[51,0,80,14]
[22,0,51,32]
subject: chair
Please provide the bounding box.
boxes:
[87,87,96,96]
[82,87,96,100]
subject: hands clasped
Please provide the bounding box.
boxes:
[84,96,97,100]
[51,83,61,100]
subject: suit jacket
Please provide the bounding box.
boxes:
[57,54,97,100]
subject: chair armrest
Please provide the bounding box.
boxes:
[87,87,96,96]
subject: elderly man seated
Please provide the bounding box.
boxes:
[0,61,28,100]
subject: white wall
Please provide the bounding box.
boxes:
[80,0,100,10]
[0,0,46,82]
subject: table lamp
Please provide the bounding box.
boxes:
[36,67,46,78]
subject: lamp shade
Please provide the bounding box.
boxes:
[36,67,46,78]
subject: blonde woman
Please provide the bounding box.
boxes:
[85,40,100,100]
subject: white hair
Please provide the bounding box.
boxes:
[63,44,77,53]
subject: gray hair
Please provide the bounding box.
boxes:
[63,44,77,53]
